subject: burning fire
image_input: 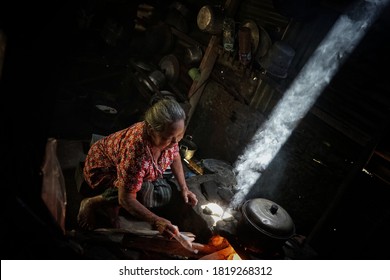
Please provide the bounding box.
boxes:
[204,235,242,260]
[198,204,241,260]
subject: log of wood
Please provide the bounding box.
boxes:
[122,232,231,259]
[122,234,202,259]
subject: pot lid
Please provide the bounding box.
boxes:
[159,54,180,83]
[242,198,295,239]
[197,5,213,31]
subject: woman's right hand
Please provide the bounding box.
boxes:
[154,217,179,239]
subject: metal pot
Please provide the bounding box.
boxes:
[159,54,180,83]
[197,5,224,34]
[179,135,197,160]
[184,45,203,65]
[143,70,166,91]
[237,198,295,252]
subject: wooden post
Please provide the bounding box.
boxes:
[186,35,220,127]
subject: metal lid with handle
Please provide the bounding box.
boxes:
[242,198,295,240]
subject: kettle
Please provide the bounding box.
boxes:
[179,135,197,160]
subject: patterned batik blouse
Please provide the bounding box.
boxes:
[83,121,179,193]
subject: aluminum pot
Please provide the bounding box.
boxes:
[184,45,203,65]
[197,5,223,34]
[159,54,180,83]
[144,70,166,91]
[237,198,295,253]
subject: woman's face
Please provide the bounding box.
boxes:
[151,119,185,150]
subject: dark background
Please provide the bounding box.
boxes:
[1,0,390,259]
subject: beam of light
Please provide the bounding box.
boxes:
[201,202,233,226]
[229,0,389,209]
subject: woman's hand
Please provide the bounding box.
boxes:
[182,189,198,206]
[154,217,179,239]
[170,156,198,206]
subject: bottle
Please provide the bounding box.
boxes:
[222,17,235,52]
[238,26,252,65]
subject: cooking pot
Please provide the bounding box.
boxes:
[179,135,197,160]
[237,198,295,252]
[197,5,224,34]
[143,70,166,92]
[184,45,203,65]
[159,54,180,83]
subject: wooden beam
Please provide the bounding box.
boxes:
[186,35,220,127]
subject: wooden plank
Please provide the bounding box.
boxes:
[186,35,220,126]
[188,36,220,98]
[116,215,230,258]
[122,233,228,259]
[122,234,199,258]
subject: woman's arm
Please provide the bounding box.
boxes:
[118,186,178,237]
[170,155,198,206]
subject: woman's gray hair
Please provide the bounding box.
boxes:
[144,98,186,132]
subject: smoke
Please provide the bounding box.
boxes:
[229,0,389,209]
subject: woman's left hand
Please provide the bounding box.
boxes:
[182,189,198,206]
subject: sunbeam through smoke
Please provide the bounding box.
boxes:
[230,0,390,209]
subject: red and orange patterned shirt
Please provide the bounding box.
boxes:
[83,122,179,193]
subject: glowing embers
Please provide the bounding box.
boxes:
[199,234,242,260]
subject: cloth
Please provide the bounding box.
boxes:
[138,178,172,208]
[83,121,179,193]
[101,178,173,208]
